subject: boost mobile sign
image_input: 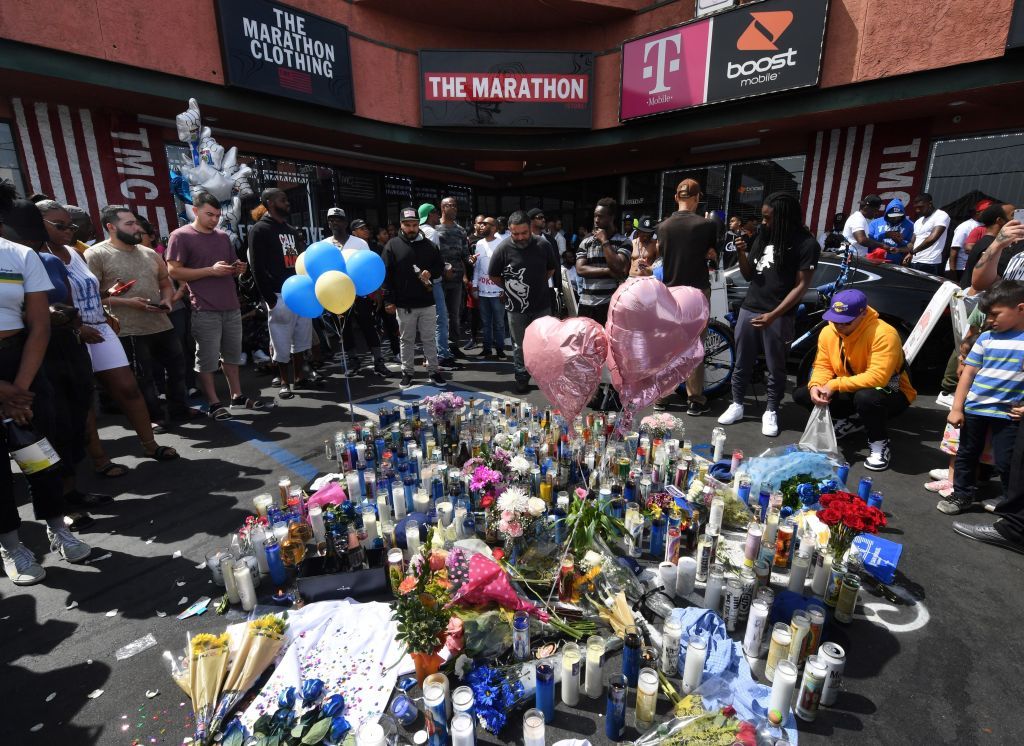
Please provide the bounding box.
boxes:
[620,0,829,121]
[215,0,354,111]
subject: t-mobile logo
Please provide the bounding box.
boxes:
[642,34,681,94]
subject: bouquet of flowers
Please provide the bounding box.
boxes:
[469,465,505,509]
[462,662,526,734]
[187,632,231,744]
[639,413,682,440]
[228,683,351,746]
[490,485,546,545]
[817,490,887,561]
[422,392,464,419]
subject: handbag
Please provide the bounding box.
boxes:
[799,404,839,455]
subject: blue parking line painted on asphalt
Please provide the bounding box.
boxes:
[220,418,320,483]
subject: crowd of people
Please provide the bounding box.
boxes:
[1,172,1024,589]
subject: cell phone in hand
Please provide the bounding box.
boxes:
[108,279,136,296]
[145,301,167,309]
[1014,208,1024,224]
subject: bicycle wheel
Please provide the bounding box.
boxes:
[677,319,736,400]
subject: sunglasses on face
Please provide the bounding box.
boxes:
[45,219,79,232]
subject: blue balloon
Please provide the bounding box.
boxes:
[303,240,346,280]
[346,250,386,296]
[281,275,323,318]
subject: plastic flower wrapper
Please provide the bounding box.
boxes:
[575,536,644,607]
[461,662,526,734]
[207,613,289,742]
[741,444,837,493]
[447,551,549,621]
[455,609,514,659]
[632,698,756,746]
[188,631,231,744]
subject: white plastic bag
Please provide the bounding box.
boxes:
[799,405,839,455]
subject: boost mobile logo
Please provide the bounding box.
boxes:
[728,10,798,81]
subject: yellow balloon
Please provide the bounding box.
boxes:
[314,270,356,314]
[295,251,307,276]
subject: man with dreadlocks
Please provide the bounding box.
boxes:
[719,192,820,437]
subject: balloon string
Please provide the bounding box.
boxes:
[326,312,357,426]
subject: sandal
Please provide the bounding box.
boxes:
[278,387,294,400]
[143,444,179,461]
[94,461,129,478]
[231,395,267,410]
[205,402,232,420]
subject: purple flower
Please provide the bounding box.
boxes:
[470,466,503,491]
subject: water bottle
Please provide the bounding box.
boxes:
[755,709,790,745]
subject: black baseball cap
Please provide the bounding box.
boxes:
[527,208,545,220]
[350,218,367,231]
[862,195,883,208]
[637,216,656,233]
[400,207,418,222]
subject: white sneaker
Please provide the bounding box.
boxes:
[929,468,951,481]
[718,402,745,425]
[762,410,779,437]
[253,349,272,364]
[47,526,92,563]
[935,392,955,410]
[239,352,248,366]
[864,440,891,471]
[2,544,45,585]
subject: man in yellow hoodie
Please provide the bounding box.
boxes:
[794,289,916,471]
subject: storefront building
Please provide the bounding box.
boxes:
[1,0,1023,243]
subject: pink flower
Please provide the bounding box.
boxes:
[498,520,510,533]
[501,510,514,522]
[507,521,523,538]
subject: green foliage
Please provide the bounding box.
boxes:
[563,491,625,555]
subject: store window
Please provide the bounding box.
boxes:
[725,156,805,222]
[660,165,727,220]
[623,171,660,225]
[0,122,26,197]
[925,132,1024,220]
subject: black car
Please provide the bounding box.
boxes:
[723,251,954,389]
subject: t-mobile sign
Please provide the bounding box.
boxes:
[620,0,828,121]
[420,50,593,128]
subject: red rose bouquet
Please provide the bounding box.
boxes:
[817,491,887,560]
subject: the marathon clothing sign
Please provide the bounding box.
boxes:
[420,50,593,128]
[620,0,828,121]
[215,0,354,111]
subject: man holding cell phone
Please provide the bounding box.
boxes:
[87,206,195,428]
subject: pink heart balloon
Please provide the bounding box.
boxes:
[523,316,609,422]
[606,278,709,413]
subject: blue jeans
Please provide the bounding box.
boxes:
[478,295,506,353]
[432,281,450,359]
[910,261,943,275]
[953,413,1017,503]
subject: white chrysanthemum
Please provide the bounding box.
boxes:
[510,456,531,476]
[498,486,530,513]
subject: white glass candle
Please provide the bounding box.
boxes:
[635,667,659,729]
[392,481,407,520]
[788,552,811,593]
[561,643,581,706]
[682,636,707,693]
[355,442,367,466]
[523,708,545,746]
[356,722,386,746]
[675,557,697,598]
[308,506,326,546]
[424,672,452,719]
[436,501,454,528]
[661,619,682,677]
[769,659,799,717]
[250,528,269,575]
[584,635,604,699]
[704,567,724,613]
[413,491,430,514]
[658,561,676,593]
[252,493,273,517]
[450,712,474,746]
[233,561,256,611]
[346,472,361,501]
[708,496,725,535]
[405,520,421,558]
[454,505,468,539]
[361,506,379,545]
[221,556,240,604]
[811,551,833,596]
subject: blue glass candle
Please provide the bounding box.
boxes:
[403,475,416,515]
[858,476,873,501]
[649,512,666,560]
[357,466,367,499]
[605,673,627,740]
[535,663,555,723]
[622,624,641,687]
[264,537,287,586]
[837,461,850,485]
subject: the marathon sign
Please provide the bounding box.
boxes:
[420,50,593,128]
[620,0,828,121]
[214,0,354,111]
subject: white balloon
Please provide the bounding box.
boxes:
[175,98,201,144]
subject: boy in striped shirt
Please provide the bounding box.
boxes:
[940,280,1024,514]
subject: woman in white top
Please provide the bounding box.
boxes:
[37,202,177,463]
[0,187,93,585]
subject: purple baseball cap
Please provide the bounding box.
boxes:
[823,289,867,323]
